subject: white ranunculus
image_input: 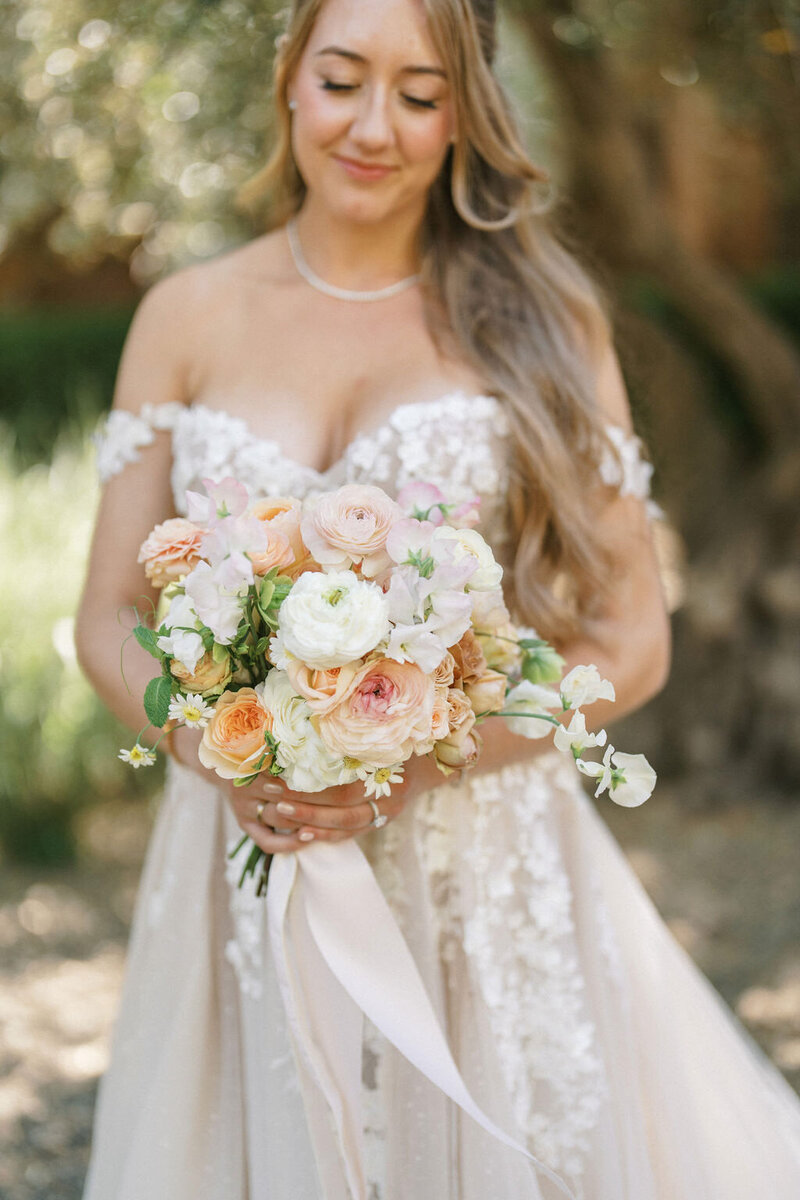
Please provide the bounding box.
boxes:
[501,680,561,739]
[278,570,390,669]
[559,664,616,709]
[257,671,348,792]
[431,526,503,591]
[553,710,607,756]
[607,751,656,807]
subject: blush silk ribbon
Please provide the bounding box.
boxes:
[267,839,576,1200]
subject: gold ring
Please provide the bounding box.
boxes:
[256,802,266,825]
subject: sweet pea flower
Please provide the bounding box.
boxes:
[559,664,616,710]
[576,746,656,807]
[156,591,205,672]
[501,681,562,739]
[186,476,249,525]
[553,710,608,756]
[430,526,503,591]
[397,482,449,523]
[184,560,244,645]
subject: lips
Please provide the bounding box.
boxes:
[334,155,397,180]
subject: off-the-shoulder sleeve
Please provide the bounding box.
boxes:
[599,422,663,519]
[93,402,185,483]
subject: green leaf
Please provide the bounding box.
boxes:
[258,577,275,610]
[133,624,162,659]
[143,675,173,727]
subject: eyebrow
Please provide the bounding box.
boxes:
[314,45,448,79]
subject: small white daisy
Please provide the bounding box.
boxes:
[167,692,216,728]
[118,744,157,768]
[356,763,404,800]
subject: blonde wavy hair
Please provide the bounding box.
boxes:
[237,0,623,644]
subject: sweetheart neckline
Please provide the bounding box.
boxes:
[174,389,503,479]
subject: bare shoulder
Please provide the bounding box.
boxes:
[115,230,287,412]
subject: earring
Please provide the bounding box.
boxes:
[288,99,297,111]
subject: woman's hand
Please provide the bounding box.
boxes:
[170,724,442,855]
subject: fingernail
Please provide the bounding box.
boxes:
[276,801,295,815]
[263,781,284,795]
[298,831,314,842]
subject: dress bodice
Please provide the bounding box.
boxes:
[95,391,657,564]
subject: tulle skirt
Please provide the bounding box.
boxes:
[82,753,800,1199]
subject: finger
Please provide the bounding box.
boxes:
[240,819,309,855]
[261,798,372,833]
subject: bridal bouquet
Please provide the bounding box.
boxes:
[122,476,656,890]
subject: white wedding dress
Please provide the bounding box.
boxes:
[83,391,800,1199]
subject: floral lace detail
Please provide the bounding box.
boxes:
[414,753,608,1190]
[599,423,654,501]
[94,402,185,483]
[223,838,265,1000]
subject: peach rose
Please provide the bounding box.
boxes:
[286,659,361,716]
[138,518,205,588]
[170,649,232,696]
[446,686,477,736]
[317,657,435,767]
[198,687,275,779]
[249,497,316,579]
[413,684,451,756]
[249,527,295,577]
[432,650,456,689]
[465,668,508,716]
[301,484,402,577]
[450,629,488,688]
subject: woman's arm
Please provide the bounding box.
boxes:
[75,270,197,731]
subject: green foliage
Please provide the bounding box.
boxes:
[0,435,161,866]
[143,674,173,727]
[0,0,286,281]
[0,306,133,465]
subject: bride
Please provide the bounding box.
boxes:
[76,0,800,1196]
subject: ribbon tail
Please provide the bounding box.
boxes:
[266,851,367,1200]
[296,839,577,1200]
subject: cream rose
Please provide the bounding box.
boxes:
[198,687,274,779]
[138,518,205,588]
[249,497,315,579]
[434,723,483,773]
[301,484,402,577]
[318,657,435,767]
[278,570,390,669]
[286,658,362,716]
[170,649,232,696]
[465,668,508,716]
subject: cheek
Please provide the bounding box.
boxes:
[398,113,453,168]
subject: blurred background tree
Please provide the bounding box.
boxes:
[0,0,799,865]
[2,5,800,1192]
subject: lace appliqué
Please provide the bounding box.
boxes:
[223,840,265,1000]
[415,754,607,1190]
[94,402,185,483]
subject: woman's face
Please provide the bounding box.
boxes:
[288,0,456,225]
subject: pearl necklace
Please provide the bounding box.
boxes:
[286,216,421,302]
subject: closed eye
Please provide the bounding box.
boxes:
[320,81,439,110]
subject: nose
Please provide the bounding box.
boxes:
[349,84,395,152]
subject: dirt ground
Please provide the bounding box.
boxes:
[2,784,799,1200]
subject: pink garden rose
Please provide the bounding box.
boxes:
[138,518,205,588]
[301,484,403,577]
[317,657,435,767]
